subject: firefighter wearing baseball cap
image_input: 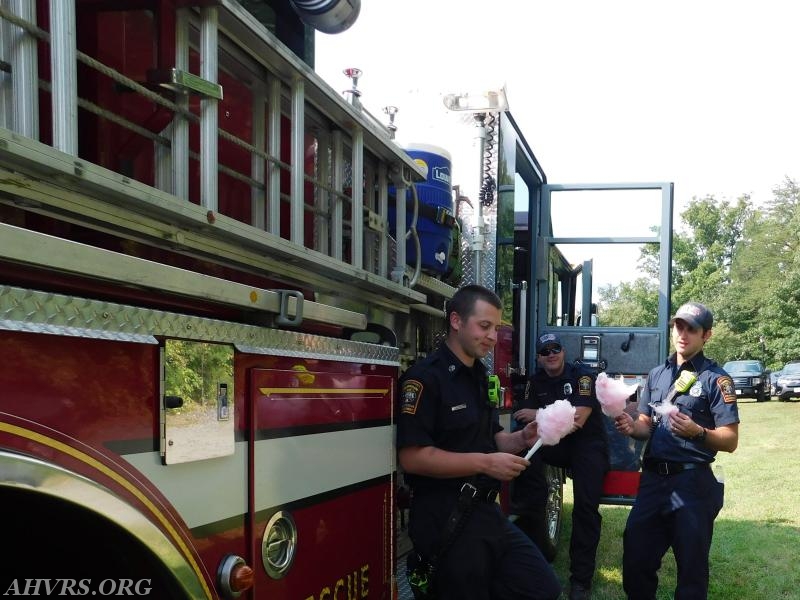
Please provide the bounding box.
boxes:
[511,332,609,600]
[614,302,740,600]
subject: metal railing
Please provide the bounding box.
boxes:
[0,0,431,295]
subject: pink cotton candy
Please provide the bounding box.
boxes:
[596,372,640,418]
[536,399,576,445]
[653,402,679,417]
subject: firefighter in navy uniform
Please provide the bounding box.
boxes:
[511,333,609,600]
[397,285,561,600]
[615,302,740,600]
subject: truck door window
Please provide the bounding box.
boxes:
[544,188,664,328]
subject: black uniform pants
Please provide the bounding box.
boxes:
[409,490,561,600]
[511,439,608,586]
[623,467,724,600]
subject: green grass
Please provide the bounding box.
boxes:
[551,400,800,599]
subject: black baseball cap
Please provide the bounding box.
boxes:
[536,332,563,353]
[670,302,713,330]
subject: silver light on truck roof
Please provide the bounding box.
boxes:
[442,88,509,113]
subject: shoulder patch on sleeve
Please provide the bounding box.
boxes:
[401,380,424,415]
[578,375,592,396]
[717,376,737,403]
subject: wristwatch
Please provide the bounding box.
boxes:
[693,427,707,442]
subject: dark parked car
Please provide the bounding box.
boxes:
[775,362,800,401]
[722,360,770,402]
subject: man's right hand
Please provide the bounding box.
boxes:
[482,452,531,481]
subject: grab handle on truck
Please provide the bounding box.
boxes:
[274,290,304,327]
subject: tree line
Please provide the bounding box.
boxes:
[597,178,800,372]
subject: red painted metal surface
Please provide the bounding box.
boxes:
[494,324,514,392]
[251,368,393,430]
[0,330,158,444]
[602,470,641,498]
[236,355,397,426]
[0,330,400,598]
[495,325,518,415]
[253,484,392,599]
[0,330,218,590]
[248,363,395,598]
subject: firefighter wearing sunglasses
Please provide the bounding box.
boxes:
[511,333,609,600]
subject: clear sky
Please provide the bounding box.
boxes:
[315,0,800,216]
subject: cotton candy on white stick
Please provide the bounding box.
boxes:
[596,372,639,418]
[652,370,698,418]
[653,399,679,418]
[524,399,576,460]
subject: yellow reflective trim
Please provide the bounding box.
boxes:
[259,387,389,395]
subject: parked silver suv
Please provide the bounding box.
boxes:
[775,362,800,401]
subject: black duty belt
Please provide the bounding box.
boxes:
[643,459,710,476]
[413,482,499,503]
[459,482,499,503]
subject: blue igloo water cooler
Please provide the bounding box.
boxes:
[389,143,455,276]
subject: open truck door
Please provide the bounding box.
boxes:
[517,183,673,551]
[535,181,674,505]
[492,113,673,553]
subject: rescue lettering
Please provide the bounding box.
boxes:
[304,564,369,599]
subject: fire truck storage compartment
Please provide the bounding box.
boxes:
[389,144,454,275]
[248,364,394,597]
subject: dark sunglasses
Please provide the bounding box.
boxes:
[538,346,562,357]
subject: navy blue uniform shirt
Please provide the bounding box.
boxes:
[639,351,740,463]
[397,343,503,493]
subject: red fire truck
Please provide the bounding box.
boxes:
[0,1,673,598]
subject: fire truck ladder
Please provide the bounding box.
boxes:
[0,1,453,326]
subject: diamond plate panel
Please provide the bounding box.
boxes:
[453,113,500,373]
[0,286,399,365]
